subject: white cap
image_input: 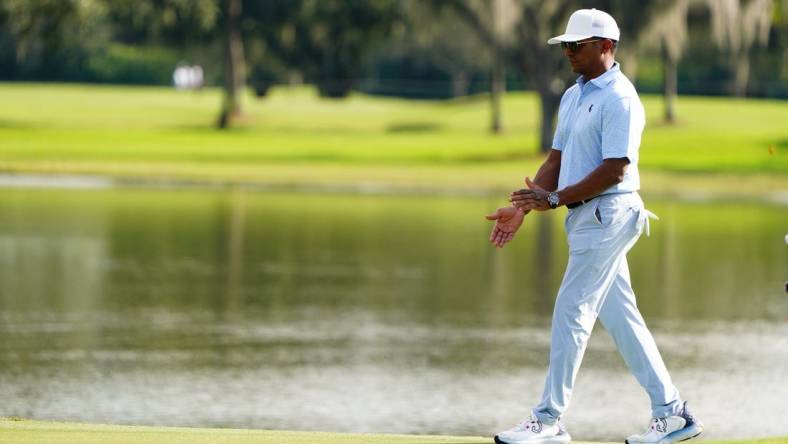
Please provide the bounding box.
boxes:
[547,8,620,45]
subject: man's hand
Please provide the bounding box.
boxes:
[510,177,551,211]
[485,206,527,248]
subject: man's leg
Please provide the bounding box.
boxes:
[533,212,639,424]
[598,258,683,418]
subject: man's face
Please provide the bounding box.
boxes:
[562,38,602,73]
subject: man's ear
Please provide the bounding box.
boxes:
[601,39,614,54]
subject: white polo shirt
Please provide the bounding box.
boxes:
[552,62,644,195]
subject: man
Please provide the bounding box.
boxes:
[485,9,703,444]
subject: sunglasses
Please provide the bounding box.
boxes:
[560,39,601,52]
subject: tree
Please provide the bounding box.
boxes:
[572,1,690,124]
[512,2,577,153]
[638,0,692,123]
[103,0,219,45]
[708,0,773,96]
[289,0,402,98]
[103,0,232,124]
[0,0,100,80]
[108,0,249,128]
[441,1,580,151]
[399,2,490,98]
[104,0,403,123]
[242,1,303,97]
[400,1,505,130]
[489,0,519,133]
[603,0,678,79]
[0,0,79,57]
[436,1,693,149]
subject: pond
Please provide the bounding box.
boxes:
[0,188,785,441]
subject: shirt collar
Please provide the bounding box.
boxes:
[576,62,620,89]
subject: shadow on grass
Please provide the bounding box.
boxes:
[0,119,39,129]
[459,151,537,162]
[386,122,443,133]
[772,139,788,151]
[645,118,688,128]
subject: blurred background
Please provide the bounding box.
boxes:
[0,0,786,442]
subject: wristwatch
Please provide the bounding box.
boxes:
[547,192,560,209]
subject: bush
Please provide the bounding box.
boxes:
[85,44,182,85]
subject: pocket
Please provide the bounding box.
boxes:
[595,195,637,228]
[568,202,603,253]
[589,197,604,226]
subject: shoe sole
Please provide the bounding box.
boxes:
[494,434,572,444]
[663,424,703,444]
[624,424,703,444]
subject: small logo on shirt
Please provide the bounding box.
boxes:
[588,104,594,112]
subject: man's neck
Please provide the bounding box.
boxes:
[582,58,615,82]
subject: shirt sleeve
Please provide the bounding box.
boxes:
[552,115,566,151]
[601,96,644,160]
[551,90,572,151]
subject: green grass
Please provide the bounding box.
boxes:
[1,419,786,444]
[0,83,785,196]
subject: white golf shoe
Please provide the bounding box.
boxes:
[626,402,703,444]
[494,416,571,444]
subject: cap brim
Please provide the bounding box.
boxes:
[547,33,593,45]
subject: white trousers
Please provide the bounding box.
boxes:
[533,192,682,424]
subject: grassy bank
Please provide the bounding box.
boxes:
[0,83,785,197]
[2,419,787,444]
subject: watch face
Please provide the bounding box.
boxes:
[548,193,559,207]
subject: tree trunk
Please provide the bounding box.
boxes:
[512,2,575,154]
[218,0,246,129]
[490,0,504,134]
[663,45,678,124]
[732,53,750,97]
[451,71,469,98]
[490,61,504,134]
[538,89,561,153]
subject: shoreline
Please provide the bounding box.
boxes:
[0,171,786,205]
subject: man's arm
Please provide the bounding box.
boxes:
[485,149,563,248]
[498,148,561,218]
[510,157,629,211]
[531,149,562,191]
[554,157,628,206]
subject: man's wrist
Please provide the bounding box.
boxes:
[547,191,560,209]
[511,204,529,214]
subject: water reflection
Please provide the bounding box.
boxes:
[0,188,786,440]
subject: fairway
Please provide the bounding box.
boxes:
[0,83,785,198]
[2,419,788,444]
[0,419,528,444]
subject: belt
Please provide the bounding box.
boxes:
[566,196,599,209]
